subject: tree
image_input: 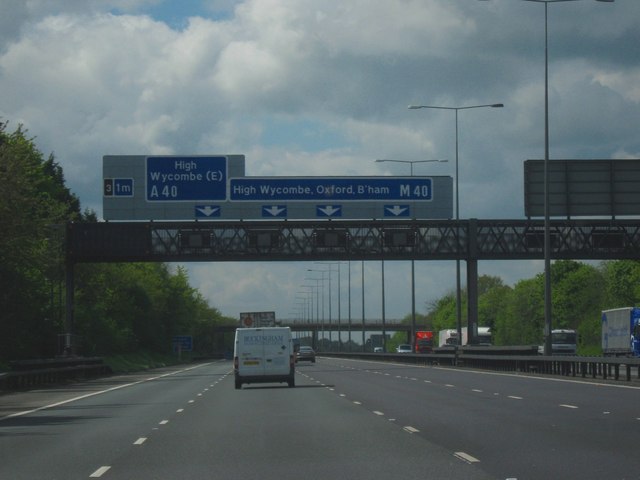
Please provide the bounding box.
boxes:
[476,275,511,332]
[601,260,640,308]
[493,276,542,346]
[0,122,81,359]
[0,120,230,361]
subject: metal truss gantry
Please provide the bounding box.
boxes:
[64,218,640,343]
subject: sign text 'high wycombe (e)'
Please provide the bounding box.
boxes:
[146,156,227,201]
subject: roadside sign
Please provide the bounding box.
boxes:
[240,312,276,328]
[172,335,193,352]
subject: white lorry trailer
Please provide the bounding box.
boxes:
[602,307,640,357]
[234,327,295,389]
[438,329,459,347]
[438,327,491,347]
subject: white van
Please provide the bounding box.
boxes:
[233,327,295,389]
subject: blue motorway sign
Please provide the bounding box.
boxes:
[172,335,193,352]
[230,177,433,202]
[146,156,227,201]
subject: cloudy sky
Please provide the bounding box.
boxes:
[1,0,638,324]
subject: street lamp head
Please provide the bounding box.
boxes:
[409,103,505,111]
[375,159,448,163]
[482,0,614,2]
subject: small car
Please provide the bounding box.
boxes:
[373,347,384,353]
[396,344,412,353]
[296,345,316,363]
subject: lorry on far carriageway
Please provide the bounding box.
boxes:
[234,327,295,389]
[438,327,492,347]
[414,331,434,353]
[602,307,640,357]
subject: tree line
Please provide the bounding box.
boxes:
[0,121,234,362]
[402,259,640,354]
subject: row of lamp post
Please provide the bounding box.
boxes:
[407,104,503,346]
[478,0,613,354]
[302,262,347,351]
[400,0,612,350]
[291,0,612,353]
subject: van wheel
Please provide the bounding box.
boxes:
[235,378,242,390]
[288,377,295,388]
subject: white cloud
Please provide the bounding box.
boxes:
[1,0,638,319]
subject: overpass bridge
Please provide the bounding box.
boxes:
[63,218,640,344]
[211,321,411,334]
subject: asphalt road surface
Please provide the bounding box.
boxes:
[1,358,638,479]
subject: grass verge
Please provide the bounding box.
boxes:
[104,351,192,374]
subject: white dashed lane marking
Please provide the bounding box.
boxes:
[455,451,480,464]
[89,466,111,477]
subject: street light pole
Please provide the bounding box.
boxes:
[408,103,503,345]
[480,0,614,354]
[307,269,327,350]
[316,262,344,351]
[375,158,448,350]
[527,0,613,356]
[361,260,366,352]
[302,282,319,347]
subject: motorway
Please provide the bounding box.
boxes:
[1,358,638,480]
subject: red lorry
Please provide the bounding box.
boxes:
[415,331,434,353]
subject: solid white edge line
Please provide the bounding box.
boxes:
[319,356,640,390]
[1,362,217,421]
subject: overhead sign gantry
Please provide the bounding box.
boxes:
[103,155,453,221]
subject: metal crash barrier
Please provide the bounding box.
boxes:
[322,347,640,383]
[0,357,112,390]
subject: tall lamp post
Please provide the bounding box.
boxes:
[301,284,319,346]
[375,159,448,349]
[480,0,613,355]
[315,262,343,351]
[307,269,327,350]
[408,103,503,345]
